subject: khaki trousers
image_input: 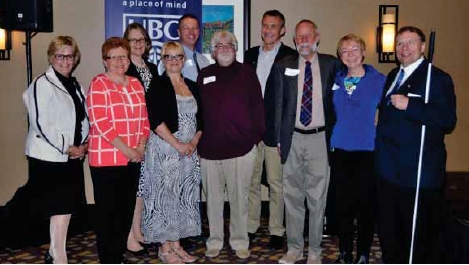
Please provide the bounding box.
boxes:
[248,141,285,236]
[283,132,330,256]
[201,146,256,251]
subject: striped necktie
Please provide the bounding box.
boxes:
[300,61,313,126]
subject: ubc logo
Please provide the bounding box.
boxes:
[124,14,181,64]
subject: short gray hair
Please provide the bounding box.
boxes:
[210,31,238,53]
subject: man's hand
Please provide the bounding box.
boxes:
[390,94,409,110]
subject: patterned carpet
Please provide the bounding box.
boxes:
[0,224,383,264]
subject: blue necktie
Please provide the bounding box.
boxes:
[387,69,405,105]
[300,61,313,126]
[193,52,200,73]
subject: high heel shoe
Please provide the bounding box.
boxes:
[172,246,197,263]
[44,251,54,264]
[158,248,181,264]
[126,244,149,257]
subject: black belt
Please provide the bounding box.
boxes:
[294,126,326,134]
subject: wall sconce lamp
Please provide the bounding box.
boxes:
[377,5,398,63]
[0,27,11,60]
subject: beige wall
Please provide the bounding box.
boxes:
[0,0,104,205]
[0,0,468,205]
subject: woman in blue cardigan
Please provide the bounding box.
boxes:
[330,34,385,264]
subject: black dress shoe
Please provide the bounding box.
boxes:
[336,252,353,264]
[355,255,369,264]
[248,233,256,244]
[268,235,284,249]
[180,237,197,252]
[127,244,149,257]
[44,251,53,264]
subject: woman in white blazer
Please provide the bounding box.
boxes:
[23,36,89,264]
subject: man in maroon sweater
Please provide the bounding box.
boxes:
[197,31,265,260]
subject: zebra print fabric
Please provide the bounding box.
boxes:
[141,95,201,243]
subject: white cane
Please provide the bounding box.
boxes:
[409,30,436,264]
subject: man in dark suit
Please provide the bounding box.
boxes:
[244,9,296,250]
[272,19,340,264]
[375,26,457,264]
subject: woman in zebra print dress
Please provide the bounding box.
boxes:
[141,41,203,263]
[123,22,159,256]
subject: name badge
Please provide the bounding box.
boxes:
[203,76,216,84]
[285,68,300,76]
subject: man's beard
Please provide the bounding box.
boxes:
[216,52,235,66]
[297,42,318,56]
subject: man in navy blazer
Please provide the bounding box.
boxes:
[375,26,457,263]
[243,9,296,250]
[271,19,340,264]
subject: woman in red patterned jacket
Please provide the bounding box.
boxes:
[86,37,150,264]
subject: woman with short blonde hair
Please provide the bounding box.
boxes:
[141,40,203,263]
[23,35,89,264]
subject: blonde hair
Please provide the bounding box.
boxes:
[161,41,185,58]
[47,36,80,64]
[336,34,366,60]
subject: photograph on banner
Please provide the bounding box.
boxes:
[202,0,245,63]
[104,0,202,65]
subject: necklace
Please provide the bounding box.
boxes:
[133,58,146,68]
[344,76,361,96]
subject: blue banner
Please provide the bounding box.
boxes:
[105,0,202,64]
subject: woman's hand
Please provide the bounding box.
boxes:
[67,143,88,159]
[126,147,144,163]
[111,136,143,163]
[187,138,198,156]
[186,131,202,156]
[136,144,145,158]
[175,141,191,156]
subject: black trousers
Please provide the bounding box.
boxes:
[377,179,447,264]
[90,163,139,264]
[332,149,376,256]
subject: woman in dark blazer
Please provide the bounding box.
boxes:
[122,22,159,256]
[141,41,203,263]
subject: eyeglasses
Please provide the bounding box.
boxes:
[105,55,129,62]
[339,47,362,56]
[214,43,234,50]
[54,54,75,61]
[128,38,147,45]
[163,54,184,61]
[396,39,419,48]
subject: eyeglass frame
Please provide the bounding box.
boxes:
[395,38,421,49]
[339,47,362,56]
[127,38,147,45]
[213,43,235,50]
[105,55,130,62]
[163,54,185,61]
[54,54,75,61]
